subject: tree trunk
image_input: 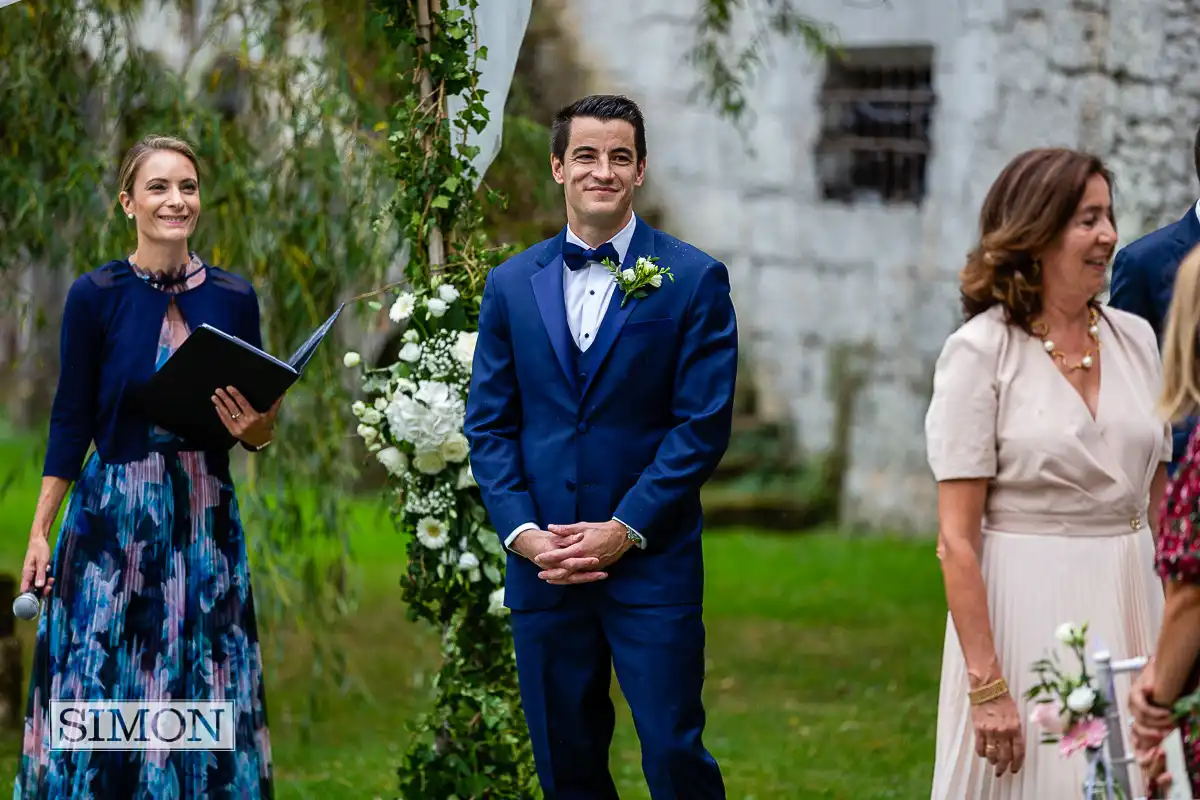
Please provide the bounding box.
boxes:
[416,0,446,274]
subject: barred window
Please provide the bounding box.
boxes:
[816,46,935,205]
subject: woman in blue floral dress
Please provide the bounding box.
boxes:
[13,135,277,798]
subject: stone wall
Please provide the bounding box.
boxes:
[547,0,1200,534]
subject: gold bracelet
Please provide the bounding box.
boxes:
[969,677,1009,706]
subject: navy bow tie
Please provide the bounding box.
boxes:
[563,240,619,271]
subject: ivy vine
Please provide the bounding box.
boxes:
[364,1,537,796]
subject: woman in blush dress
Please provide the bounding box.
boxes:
[925,147,1170,799]
[13,135,277,798]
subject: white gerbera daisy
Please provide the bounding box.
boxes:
[416,517,449,549]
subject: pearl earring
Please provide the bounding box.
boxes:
[127,214,133,220]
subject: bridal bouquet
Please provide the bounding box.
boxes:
[344,279,506,618]
[1027,621,1120,797]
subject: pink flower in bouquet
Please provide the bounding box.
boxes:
[1058,717,1108,757]
[1029,700,1069,735]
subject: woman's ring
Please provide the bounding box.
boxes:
[231,412,242,421]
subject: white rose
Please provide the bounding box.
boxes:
[1055,622,1078,644]
[389,293,416,322]
[458,551,479,571]
[426,297,449,318]
[1066,686,1096,713]
[360,408,383,427]
[403,329,419,343]
[351,401,367,417]
[440,433,469,463]
[649,273,663,288]
[374,396,388,412]
[621,268,636,283]
[357,424,378,445]
[399,342,421,362]
[376,446,407,476]
[483,563,502,584]
[343,351,361,368]
[437,284,460,304]
[488,586,508,616]
[397,378,417,394]
[457,464,476,490]
[413,449,446,475]
[453,330,478,367]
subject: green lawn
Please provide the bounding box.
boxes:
[0,433,947,799]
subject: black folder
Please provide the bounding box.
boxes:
[131,304,344,449]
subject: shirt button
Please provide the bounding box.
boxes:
[584,333,590,339]
[590,290,595,295]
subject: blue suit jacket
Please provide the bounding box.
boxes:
[1109,206,1200,470]
[464,218,739,611]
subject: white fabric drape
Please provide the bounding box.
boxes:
[445,0,533,187]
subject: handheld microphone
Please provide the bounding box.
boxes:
[12,591,40,621]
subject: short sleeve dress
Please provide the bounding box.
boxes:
[926,304,1170,799]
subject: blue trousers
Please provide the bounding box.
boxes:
[509,589,725,800]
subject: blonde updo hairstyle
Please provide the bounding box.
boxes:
[959,147,1114,335]
[118,134,201,199]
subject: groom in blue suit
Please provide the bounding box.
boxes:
[464,94,736,799]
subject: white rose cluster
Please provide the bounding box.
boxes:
[347,281,506,604]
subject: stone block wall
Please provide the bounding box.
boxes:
[539,0,1200,534]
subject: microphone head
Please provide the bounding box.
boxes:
[12,592,40,621]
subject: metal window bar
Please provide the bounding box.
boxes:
[816,57,935,204]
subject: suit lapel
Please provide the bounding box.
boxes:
[579,218,656,398]
[530,229,578,392]
[1174,205,1200,247]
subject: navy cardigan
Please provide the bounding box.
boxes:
[44,260,263,482]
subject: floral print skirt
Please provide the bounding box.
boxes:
[12,449,273,799]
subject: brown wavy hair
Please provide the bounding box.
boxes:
[960,148,1114,334]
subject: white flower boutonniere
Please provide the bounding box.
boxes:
[600,256,674,307]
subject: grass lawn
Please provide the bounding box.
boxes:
[0,433,947,798]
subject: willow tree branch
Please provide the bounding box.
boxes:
[689,0,840,130]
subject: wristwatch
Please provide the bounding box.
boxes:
[614,518,645,549]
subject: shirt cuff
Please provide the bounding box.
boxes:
[612,516,647,549]
[505,522,538,551]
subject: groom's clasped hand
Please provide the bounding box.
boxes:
[515,520,634,585]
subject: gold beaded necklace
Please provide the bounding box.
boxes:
[1031,306,1101,371]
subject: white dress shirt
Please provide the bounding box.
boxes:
[504,213,646,553]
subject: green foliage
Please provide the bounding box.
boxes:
[690,0,839,130]
[357,0,537,796]
[0,0,404,729]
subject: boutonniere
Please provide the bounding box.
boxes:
[600,256,674,307]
